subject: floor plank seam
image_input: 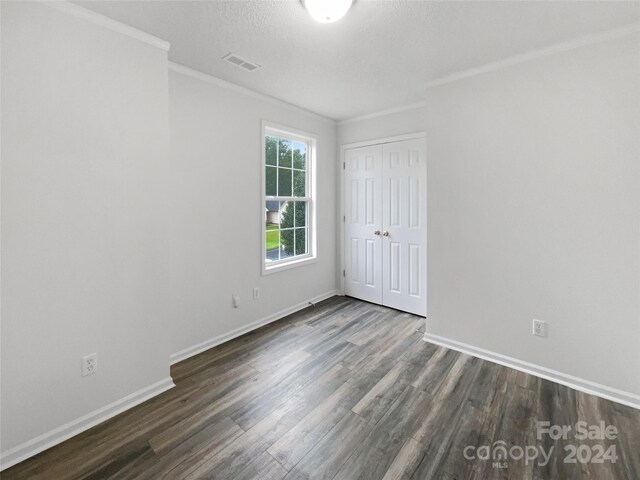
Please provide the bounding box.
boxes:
[265,447,292,472]
[4,298,640,479]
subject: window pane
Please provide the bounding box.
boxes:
[294,201,307,228]
[293,170,305,197]
[266,136,277,166]
[265,200,281,228]
[293,142,306,170]
[264,129,313,268]
[295,228,307,256]
[265,229,280,262]
[280,228,294,258]
[280,201,294,229]
[278,167,292,196]
[266,166,277,196]
[278,140,292,168]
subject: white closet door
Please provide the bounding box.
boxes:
[344,145,383,305]
[381,138,427,316]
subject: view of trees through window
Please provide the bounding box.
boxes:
[265,134,310,264]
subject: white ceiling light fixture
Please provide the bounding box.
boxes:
[304,0,353,23]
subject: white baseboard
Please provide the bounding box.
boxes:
[423,332,640,411]
[0,291,341,471]
[170,290,341,365]
[0,377,175,471]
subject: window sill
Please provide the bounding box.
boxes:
[262,254,318,276]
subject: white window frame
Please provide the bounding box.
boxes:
[262,121,318,275]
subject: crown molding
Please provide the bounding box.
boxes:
[168,62,336,125]
[37,4,639,129]
[339,24,639,125]
[41,1,171,51]
[424,23,640,90]
[337,101,426,125]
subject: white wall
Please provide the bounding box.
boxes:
[338,106,426,146]
[2,0,636,470]
[1,2,338,466]
[338,33,640,398]
[166,66,338,359]
[1,1,173,462]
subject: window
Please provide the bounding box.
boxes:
[263,123,316,273]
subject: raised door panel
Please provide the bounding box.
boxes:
[344,145,383,304]
[381,138,427,316]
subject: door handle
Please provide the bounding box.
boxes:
[382,230,389,237]
[373,230,381,236]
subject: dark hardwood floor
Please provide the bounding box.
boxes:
[3,296,639,479]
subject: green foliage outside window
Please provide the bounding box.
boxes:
[265,134,309,258]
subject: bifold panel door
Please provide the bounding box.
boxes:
[344,144,384,305]
[380,139,427,315]
[344,138,427,316]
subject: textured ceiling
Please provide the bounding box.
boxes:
[76,0,640,120]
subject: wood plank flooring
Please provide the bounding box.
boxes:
[3,296,639,479]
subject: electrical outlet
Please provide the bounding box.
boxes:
[233,294,240,308]
[253,287,260,300]
[532,319,546,338]
[82,353,98,376]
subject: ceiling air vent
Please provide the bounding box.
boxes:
[222,53,261,72]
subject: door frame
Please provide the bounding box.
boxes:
[339,131,427,300]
